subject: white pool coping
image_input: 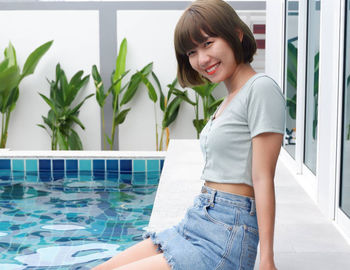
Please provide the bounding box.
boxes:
[146,139,205,232]
[0,150,166,159]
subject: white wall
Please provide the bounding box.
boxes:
[265,0,284,86]
[0,10,101,150]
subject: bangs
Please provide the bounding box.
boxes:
[175,9,217,55]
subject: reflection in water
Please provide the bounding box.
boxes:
[0,180,158,269]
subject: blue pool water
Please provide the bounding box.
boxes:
[0,158,163,269]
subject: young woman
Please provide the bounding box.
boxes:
[93,0,285,269]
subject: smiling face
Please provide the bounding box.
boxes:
[187,35,238,84]
[174,0,257,87]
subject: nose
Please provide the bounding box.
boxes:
[197,50,210,69]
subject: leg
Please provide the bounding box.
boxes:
[113,253,172,270]
[92,238,162,270]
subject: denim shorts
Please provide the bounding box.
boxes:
[142,184,259,270]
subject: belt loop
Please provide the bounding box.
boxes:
[249,198,256,216]
[209,189,216,207]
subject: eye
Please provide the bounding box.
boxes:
[187,50,195,57]
[204,41,213,47]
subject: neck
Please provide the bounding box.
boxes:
[224,63,257,95]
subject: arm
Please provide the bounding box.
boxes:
[251,132,283,270]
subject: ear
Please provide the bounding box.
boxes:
[236,29,244,42]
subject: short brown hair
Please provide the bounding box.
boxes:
[174,0,257,87]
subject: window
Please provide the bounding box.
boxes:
[340,0,350,218]
[284,0,299,158]
[303,0,320,174]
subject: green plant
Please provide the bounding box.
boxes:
[0,40,53,148]
[286,40,320,140]
[286,41,297,120]
[92,38,153,150]
[140,72,187,151]
[174,82,223,138]
[92,65,129,150]
[38,63,93,150]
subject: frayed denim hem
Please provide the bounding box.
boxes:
[142,230,176,270]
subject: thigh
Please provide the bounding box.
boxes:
[92,238,162,270]
[113,253,171,270]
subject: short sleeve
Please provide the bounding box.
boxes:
[247,77,286,138]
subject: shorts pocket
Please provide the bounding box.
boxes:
[202,203,236,230]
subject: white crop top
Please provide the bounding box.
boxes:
[199,73,286,186]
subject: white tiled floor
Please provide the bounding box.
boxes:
[148,140,350,270]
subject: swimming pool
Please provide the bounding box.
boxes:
[0,157,164,269]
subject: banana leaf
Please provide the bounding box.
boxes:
[68,129,83,150]
[191,85,206,98]
[92,65,105,107]
[65,72,90,106]
[193,119,206,135]
[113,38,127,97]
[120,63,153,106]
[21,40,53,80]
[57,130,69,150]
[151,72,165,111]
[162,96,182,128]
[0,58,9,72]
[139,72,157,102]
[171,88,196,105]
[4,42,17,67]
[0,65,20,94]
[115,108,131,125]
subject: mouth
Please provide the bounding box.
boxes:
[205,62,220,75]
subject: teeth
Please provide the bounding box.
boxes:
[206,63,219,73]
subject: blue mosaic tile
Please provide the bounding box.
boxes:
[26,173,38,182]
[120,172,132,184]
[79,160,91,171]
[52,159,64,180]
[13,171,24,181]
[93,160,105,171]
[26,159,37,172]
[39,159,51,182]
[13,160,24,181]
[147,160,159,172]
[120,159,132,173]
[106,160,118,181]
[12,160,24,171]
[25,160,38,182]
[133,160,145,172]
[147,172,160,185]
[133,172,146,185]
[106,160,118,171]
[93,160,105,180]
[0,159,11,170]
[0,169,11,181]
[39,159,50,171]
[79,160,91,180]
[66,160,78,178]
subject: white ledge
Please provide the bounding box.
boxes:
[0,150,166,159]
